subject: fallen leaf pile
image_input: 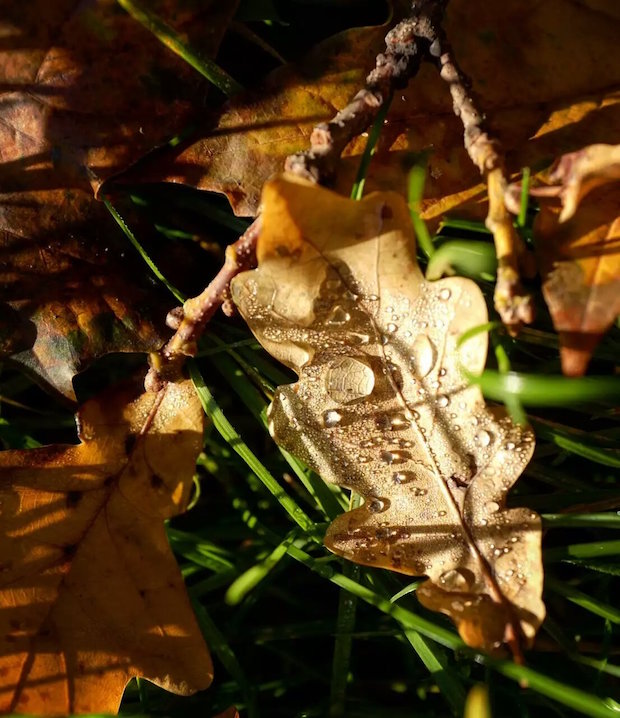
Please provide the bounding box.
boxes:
[0,0,237,398]
[231,175,545,652]
[0,378,211,715]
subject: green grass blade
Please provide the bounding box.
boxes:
[542,513,620,529]
[545,540,620,562]
[351,97,392,201]
[189,597,258,718]
[225,529,299,605]
[189,360,315,532]
[104,198,186,302]
[407,155,435,259]
[467,370,620,408]
[329,561,360,717]
[403,629,466,716]
[116,0,243,96]
[545,576,620,624]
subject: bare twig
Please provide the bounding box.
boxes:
[412,0,535,328]
[145,219,260,390]
[285,6,429,182]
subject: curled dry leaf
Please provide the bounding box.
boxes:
[0,0,237,398]
[525,144,620,376]
[231,175,544,654]
[0,378,212,715]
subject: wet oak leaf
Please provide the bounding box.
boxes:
[0,377,212,715]
[531,145,620,376]
[0,0,238,398]
[158,0,619,230]
[231,175,544,653]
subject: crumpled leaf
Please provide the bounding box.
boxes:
[0,0,237,398]
[0,377,212,715]
[151,0,619,229]
[231,175,544,653]
[530,145,620,376]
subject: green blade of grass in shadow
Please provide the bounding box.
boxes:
[116,0,243,96]
[189,359,315,532]
[545,576,620,624]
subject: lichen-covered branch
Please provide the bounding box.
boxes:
[285,2,439,183]
[412,0,535,328]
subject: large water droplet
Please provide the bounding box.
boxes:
[386,322,398,334]
[410,335,436,377]
[326,305,351,325]
[439,568,473,590]
[381,450,408,465]
[436,395,449,408]
[438,288,452,301]
[475,429,493,447]
[485,501,500,513]
[367,497,387,513]
[323,410,342,428]
[392,470,415,484]
[325,356,375,404]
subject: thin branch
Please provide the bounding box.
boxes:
[145,219,260,390]
[413,0,535,328]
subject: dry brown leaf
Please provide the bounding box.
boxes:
[0,0,237,398]
[151,0,620,229]
[529,145,620,376]
[231,175,544,654]
[0,377,212,715]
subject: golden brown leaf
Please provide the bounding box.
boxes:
[0,0,238,398]
[231,175,544,654]
[530,145,620,376]
[0,377,212,715]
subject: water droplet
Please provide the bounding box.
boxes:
[386,306,394,313]
[349,332,370,345]
[440,568,473,590]
[439,368,447,377]
[436,395,449,408]
[475,429,492,447]
[390,414,411,430]
[438,288,451,301]
[410,335,437,377]
[438,510,447,517]
[505,441,516,451]
[392,471,413,484]
[323,410,342,428]
[381,450,408,465]
[386,322,398,333]
[325,357,375,404]
[486,501,500,513]
[367,497,387,513]
[413,488,427,497]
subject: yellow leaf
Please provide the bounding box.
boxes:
[231,175,544,654]
[0,377,212,715]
